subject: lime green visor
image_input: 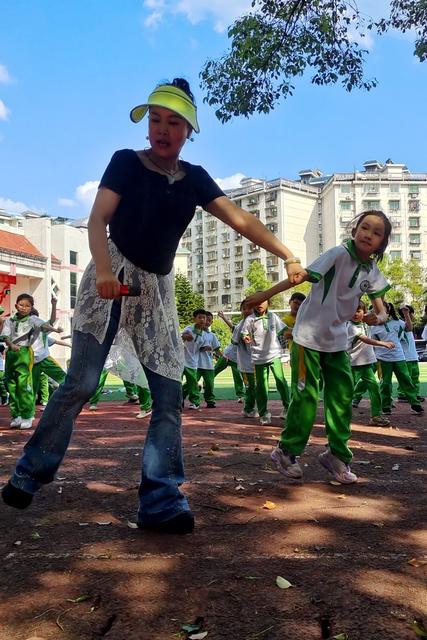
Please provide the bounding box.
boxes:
[130,85,200,133]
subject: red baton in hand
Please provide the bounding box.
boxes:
[119,285,141,297]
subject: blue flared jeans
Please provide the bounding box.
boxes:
[10,299,189,524]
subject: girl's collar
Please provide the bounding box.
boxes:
[344,239,373,270]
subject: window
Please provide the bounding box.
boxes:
[409,234,421,245]
[340,185,351,193]
[389,251,401,259]
[266,223,278,233]
[363,184,379,194]
[222,248,230,258]
[207,251,217,261]
[235,246,243,256]
[221,294,231,305]
[409,200,420,212]
[363,200,380,210]
[69,250,78,265]
[265,191,277,202]
[222,232,230,243]
[389,200,400,211]
[340,201,352,210]
[235,232,242,240]
[408,217,420,228]
[235,261,243,271]
[235,277,244,287]
[408,185,419,194]
[410,251,422,260]
[389,184,400,193]
[390,233,401,243]
[70,272,78,309]
[196,210,203,220]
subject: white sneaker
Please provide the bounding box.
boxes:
[89,405,98,411]
[242,410,259,418]
[318,448,358,484]
[10,416,22,428]
[20,418,33,430]
[280,408,287,419]
[188,404,200,410]
[260,412,272,425]
[271,446,303,479]
[237,398,243,403]
[136,409,152,419]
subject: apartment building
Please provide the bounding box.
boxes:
[182,177,319,310]
[182,159,427,311]
[320,160,427,262]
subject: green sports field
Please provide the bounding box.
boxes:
[98,362,427,403]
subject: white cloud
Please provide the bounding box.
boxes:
[215,172,246,190]
[143,0,252,33]
[58,197,77,208]
[0,196,33,213]
[75,180,99,209]
[0,64,12,84]
[0,99,10,121]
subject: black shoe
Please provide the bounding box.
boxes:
[411,404,424,414]
[206,403,216,408]
[417,396,425,403]
[137,512,194,535]
[382,408,392,415]
[126,397,139,404]
[398,397,408,403]
[1,481,33,509]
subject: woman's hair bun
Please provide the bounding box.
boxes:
[171,78,194,103]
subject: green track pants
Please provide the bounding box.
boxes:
[377,360,419,411]
[182,367,200,406]
[5,346,35,419]
[280,343,354,464]
[214,356,244,398]
[254,358,289,417]
[352,364,382,417]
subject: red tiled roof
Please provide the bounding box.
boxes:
[51,253,61,264]
[0,229,45,259]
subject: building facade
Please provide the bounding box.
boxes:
[182,159,427,311]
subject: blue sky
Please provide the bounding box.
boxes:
[1,0,427,219]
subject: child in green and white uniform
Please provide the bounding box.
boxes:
[182,309,207,409]
[31,323,66,415]
[370,301,423,415]
[1,294,58,429]
[241,300,290,425]
[214,310,244,402]
[232,301,258,417]
[347,302,394,427]
[245,211,396,484]
[197,311,221,408]
[397,305,423,403]
[0,344,8,405]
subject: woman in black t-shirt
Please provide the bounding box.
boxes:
[3,78,304,534]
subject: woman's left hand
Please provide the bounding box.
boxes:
[363,312,378,326]
[286,263,307,284]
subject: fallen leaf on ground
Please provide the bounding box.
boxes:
[392,464,400,471]
[31,532,41,540]
[67,594,91,603]
[337,494,347,500]
[207,450,215,456]
[96,521,112,526]
[373,522,384,528]
[411,619,427,638]
[262,501,276,510]
[333,634,349,640]
[210,443,220,451]
[78,522,89,526]
[13,540,22,546]
[353,460,371,465]
[189,633,208,640]
[181,618,204,633]
[235,484,245,491]
[329,480,341,486]
[276,576,292,589]
[407,558,427,567]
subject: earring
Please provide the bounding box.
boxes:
[146,136,149,140]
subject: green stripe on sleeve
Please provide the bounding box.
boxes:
[367,283,391,300]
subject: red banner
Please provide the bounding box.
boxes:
[0,273,17,284]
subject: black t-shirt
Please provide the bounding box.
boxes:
[100,149,225,274]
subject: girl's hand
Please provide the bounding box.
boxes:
[242,335,252,345]
[383,341,395,349]
[95,271,121,299]
[10,344,20,353]
[217,310,226,320]
[363,312,379,326]
[245,290,268,307]
[285,263,307,284]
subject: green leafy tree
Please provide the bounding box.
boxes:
[244,260,284,308]
[175,273,205,328]
[211,317,232,350]
[378,256,426,315]
[200,0,427,122]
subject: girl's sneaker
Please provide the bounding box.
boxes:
[10,416,22,429]
[242,410,259,418]
[260,412,272,425]
[318,448,357,484]
[136,409,152,419]
[20,418,33,430]
[368,416,390,427]
[188,404,200,410]
[89,405,98,411]
[411,404,424,415]
[271,446,303,479]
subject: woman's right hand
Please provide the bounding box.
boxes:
[95,270,121,299]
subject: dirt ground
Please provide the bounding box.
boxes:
[0,399,426,640]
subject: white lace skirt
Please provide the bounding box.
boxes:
[72,240,184,382]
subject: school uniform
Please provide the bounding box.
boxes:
[197,329,221,406]
[0,352,8,404]
[31,333,66,410]
[282,239,390,463]
[214,340,244,399]
[182,324,206,407]
[232,319,256,414]
[241,310,290,417]
[398,322,421,400]
[1,314,46,420]
[371,320,419,411]
[347,321,382,418]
